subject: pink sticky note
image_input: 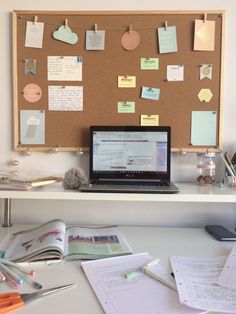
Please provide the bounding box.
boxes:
[194,19,215,51]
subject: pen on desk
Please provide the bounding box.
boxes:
[0,258,35,276]
[0,262,23,285]
[0,271,6,282]
[12,268,42,290]
[3,271,20,289]
[124,258,160,279]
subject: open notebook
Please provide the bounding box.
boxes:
[80,126,179,193]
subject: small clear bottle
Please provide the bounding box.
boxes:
[196,152,216,185]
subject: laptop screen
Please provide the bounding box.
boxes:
[89,126,171,181]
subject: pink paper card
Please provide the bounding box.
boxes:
[194,19,215,51]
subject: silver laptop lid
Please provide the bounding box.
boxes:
[89,126,171,182]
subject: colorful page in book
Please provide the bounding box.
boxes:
[64,226,132,260]
[2,220,66,262]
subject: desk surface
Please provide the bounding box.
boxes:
[1,183,236,202]
[0,225,234,314]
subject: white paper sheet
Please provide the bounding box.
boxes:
[47,56,82,81]
[48,86,83,111]
[170,255,236,313]
[217,243,236,289]
[81,252,204,314]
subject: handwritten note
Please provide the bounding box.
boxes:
[86,30,105,50]
[48,86,83,111]
[167,65,184,81]
[217,243,236,289]
[141,115,159,126]
[25,21,44,48]
[48,56,82,81]
[117,102,135,113]
[141,87,160,100]
[157,26,178,54]
[141,58,159,70]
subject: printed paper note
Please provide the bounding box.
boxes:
[141,115,159,126]
[198,89,213,102]
[118,76,136,88]
[191,111,217,146]
[217,243,236,289]
[141,58,159,70]
[86,30,105,50]
[194,19,215,51]
[48,86,83,111]
[48,56,82,81]
[117,102,135,113]
[25,21,44,49]
[141,87,160,100]
[167,65,184,81]
[20,110,45,144]
[157,26,178,54]
[170,255,236,313]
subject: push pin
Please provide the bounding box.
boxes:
[52,145,60,153]
[78,148,84,155]
[11,160,20,166]
[25,148,32,156]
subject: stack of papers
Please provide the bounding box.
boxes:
[0,171,63,190]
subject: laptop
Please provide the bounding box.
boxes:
[79,126,179,194]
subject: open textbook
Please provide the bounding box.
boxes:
[0,219,132,262]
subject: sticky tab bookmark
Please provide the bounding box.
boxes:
[24,59,36,75]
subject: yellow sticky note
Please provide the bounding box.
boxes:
[198,89,213,102]
[118,76,136,88]
[140,115,159,126]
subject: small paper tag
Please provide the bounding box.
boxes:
[25,21,44,48]
[24,59,36,75]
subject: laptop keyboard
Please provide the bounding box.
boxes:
[93,181,169,187]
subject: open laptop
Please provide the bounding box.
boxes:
[79,126,179,194]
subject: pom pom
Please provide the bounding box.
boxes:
[63,167,88,190]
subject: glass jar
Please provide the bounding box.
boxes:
[196,152,216,185]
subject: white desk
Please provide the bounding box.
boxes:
[0,225,234,314]
[1,183,236,227]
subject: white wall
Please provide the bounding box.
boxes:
[1,0,236,227]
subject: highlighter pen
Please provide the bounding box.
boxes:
[0,258,35,276]
[124,258,160,279]
[13,268,42,290]
[0,262,23,284]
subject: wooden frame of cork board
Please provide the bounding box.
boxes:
[12,10,225,153]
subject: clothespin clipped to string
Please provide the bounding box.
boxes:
[129,24,132,33]
[94,24,98,32]
[33,15,38,25]
[203,13,207,23]
[164,21,168,30]
[64,19,68,28]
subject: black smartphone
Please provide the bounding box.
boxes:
[205,225,236,241]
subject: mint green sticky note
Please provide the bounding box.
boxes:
[53,25,78,45]
[191,111,217,146]
[117,102,135,113]
[157,26,178,54]
[141,58,159,70]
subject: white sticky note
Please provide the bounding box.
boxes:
[25,21,44,49]
[167,65,184,81]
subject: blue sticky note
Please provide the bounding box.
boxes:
[141,87,160,100]
[191,111,217,146]
[157,26,178,54]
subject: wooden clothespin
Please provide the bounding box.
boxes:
[65,19,68,27]
[94,24,98,32]
[33,15,38,25]
[129,24,132,33]
[204,13,207,23]
[164,21,168,30]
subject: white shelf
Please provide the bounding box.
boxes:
[1,182,236,202]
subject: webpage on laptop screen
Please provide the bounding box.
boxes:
[93,131,168,172]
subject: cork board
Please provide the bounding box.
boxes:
[12,10,225,153]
